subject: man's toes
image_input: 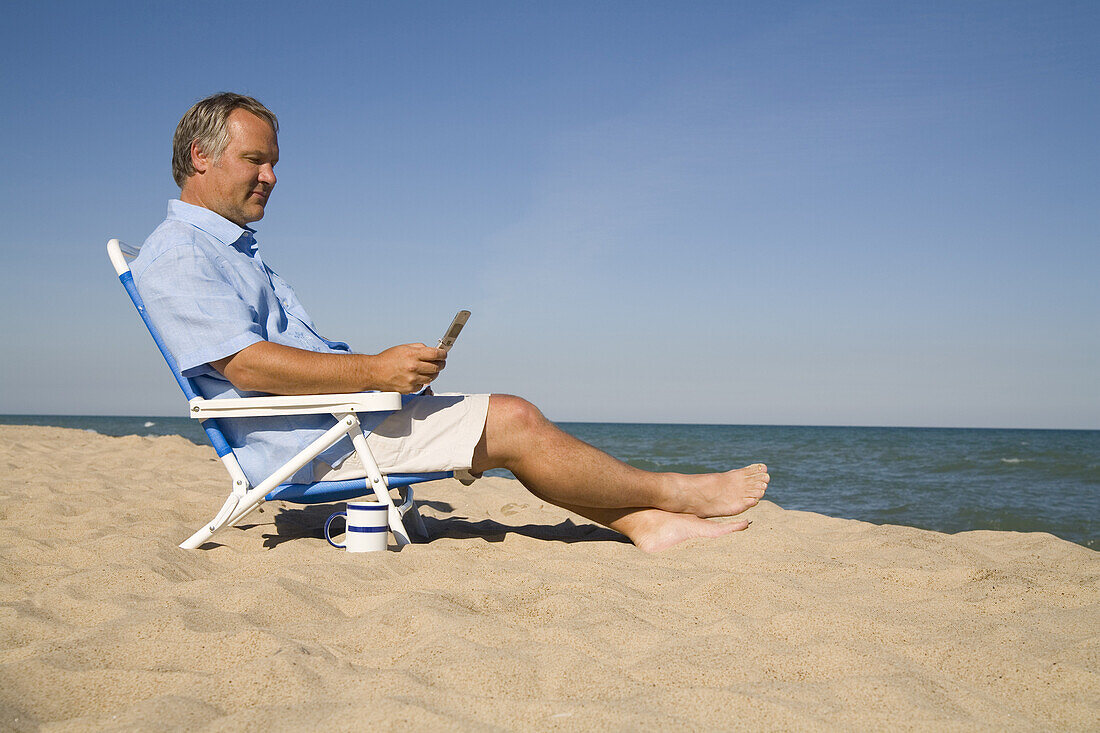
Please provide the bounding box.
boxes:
[745,464,768,478]
[723,519,751,533]
[735,464,767,478]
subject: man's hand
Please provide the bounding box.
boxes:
[369,343,447,394]
[210,341,446,396]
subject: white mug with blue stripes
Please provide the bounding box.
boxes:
[324,502,389,552]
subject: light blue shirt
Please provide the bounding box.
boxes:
[132,200,362,485]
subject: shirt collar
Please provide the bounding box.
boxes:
[166,199,257,254]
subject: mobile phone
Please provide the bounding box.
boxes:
[437,310,470,354]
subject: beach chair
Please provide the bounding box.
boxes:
[108,238,451,550]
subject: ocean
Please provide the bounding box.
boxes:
[4,415,1096,550]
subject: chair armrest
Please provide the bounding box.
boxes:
[187,392,403,419]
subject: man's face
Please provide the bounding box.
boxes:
[190,109,279,227]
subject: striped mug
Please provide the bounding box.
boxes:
[324,501,389,552]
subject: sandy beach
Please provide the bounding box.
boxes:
[0,424,1096,731]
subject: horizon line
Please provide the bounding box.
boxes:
[1,413,1097,433]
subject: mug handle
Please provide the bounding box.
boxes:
[324,511,347,548]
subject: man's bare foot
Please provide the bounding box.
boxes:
[672,463,769,518]
[621,508,750,553]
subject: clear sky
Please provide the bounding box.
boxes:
[1,1,1096,428]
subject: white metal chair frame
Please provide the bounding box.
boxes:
[108,238,437,549]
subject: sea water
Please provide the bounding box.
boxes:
[4,415,1096,549]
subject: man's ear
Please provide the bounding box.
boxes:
[190,140,210,174]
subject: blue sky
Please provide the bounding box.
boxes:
[1,1,1097,428]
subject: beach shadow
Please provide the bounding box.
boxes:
[263,504,342,548]
[421,515,627,545]
[264,503,626,548]
[416,499,455,513]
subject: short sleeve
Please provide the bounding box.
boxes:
[135,245,265,377]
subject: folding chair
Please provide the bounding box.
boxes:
[108,238,451,550]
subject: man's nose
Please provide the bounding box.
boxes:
[259,164,276,186]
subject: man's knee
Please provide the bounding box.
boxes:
[487,393,546,435]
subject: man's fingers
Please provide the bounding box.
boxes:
[383,344,447,392]
[415,360,445,377]
[417,345,447,361]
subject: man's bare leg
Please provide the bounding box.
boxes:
[469,395,769,550]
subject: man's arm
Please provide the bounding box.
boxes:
[210,341,447,395]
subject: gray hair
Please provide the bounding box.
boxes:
[171,92,279,188]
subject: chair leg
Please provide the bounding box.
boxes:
[181,417,358,550]
[407,500,429,539]
[346,415,412,546]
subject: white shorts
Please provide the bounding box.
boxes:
[312,393,490,481]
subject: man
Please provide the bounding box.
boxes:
[134,92,769,552]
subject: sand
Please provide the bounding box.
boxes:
[0,424,1097,731]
